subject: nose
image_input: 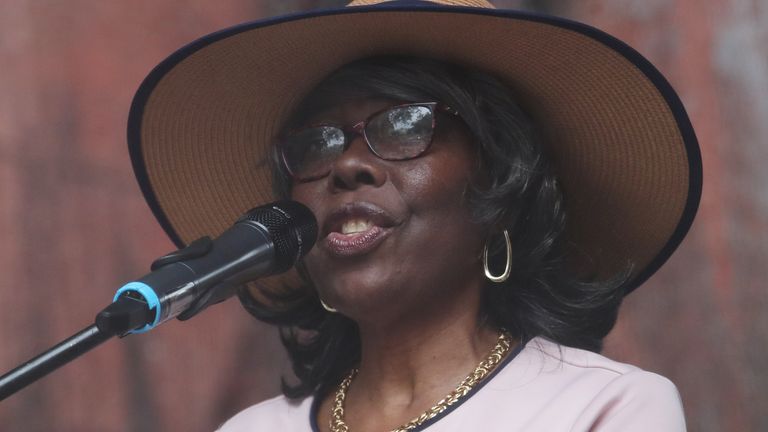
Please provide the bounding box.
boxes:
[328,133,387,192]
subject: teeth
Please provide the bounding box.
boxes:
[340,219,373,234]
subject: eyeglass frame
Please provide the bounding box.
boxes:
[278,101,460,182]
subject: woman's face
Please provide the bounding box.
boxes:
[290,97,488,322]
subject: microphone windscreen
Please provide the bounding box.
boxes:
[238,201,317,272]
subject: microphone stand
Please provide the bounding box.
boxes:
[0,325,111,400]
[0,235,224,402]
[0,295,152,401]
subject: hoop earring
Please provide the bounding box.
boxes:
[483,229,511,283]
[320,299,337,313]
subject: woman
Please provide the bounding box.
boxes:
[127,1,701,431]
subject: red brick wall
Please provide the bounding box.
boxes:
[1,1,765,431]
[0,2,286,431]
[555,1,768,431]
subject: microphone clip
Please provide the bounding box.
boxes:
[150,236,213,270]
[150,236,224,321]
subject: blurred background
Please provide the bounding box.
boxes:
[0,0,765,431]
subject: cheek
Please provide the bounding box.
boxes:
[399,147,476,218]
[393,149,485,268]
[289,182,321,216]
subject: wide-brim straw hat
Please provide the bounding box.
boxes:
[127,0,702,296]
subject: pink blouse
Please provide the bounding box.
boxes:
[217,337,686,431]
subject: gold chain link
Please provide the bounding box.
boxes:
[329,332,513,432]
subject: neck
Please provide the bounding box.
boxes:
[356,311,497,404]
[327,278,501,431]
[360,290,491,371]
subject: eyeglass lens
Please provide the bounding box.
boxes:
[281,104,436,181]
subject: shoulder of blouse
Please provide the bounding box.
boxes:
[523,337,687,431]
[573,368,687,431]
[215,394,313,432]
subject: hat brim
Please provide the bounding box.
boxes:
[128,3,702,295]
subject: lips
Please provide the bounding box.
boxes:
[321,202,400,257]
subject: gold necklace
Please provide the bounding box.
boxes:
[329,332,513,432]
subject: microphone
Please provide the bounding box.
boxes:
[95,200,317,336]
[0,201,316,401]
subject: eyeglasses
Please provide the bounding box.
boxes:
[279,102,459,182]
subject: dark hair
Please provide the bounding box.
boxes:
[239,56,628,398]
